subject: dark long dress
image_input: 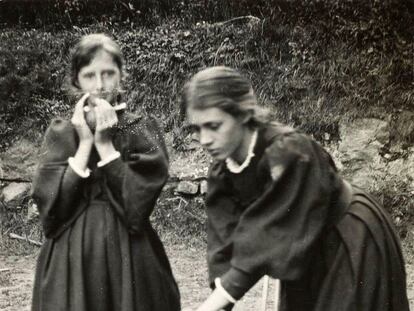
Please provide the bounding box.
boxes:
[31,112,180,311]
[206,122,409,311]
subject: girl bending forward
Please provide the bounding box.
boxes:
[183,66,408,311]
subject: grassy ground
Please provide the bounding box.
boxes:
[1,236,413,310]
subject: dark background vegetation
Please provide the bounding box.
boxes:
[0,0,413,243]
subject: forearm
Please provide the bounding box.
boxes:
[71,140,93,172]
[220,267,260,300]
[95,140,118,161]
[41,142,92,234]
[196,288,232,311]
[32,163,88,238]
[101,155,167,233]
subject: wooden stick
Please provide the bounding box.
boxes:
[9,233,42,247]
[215,15,260,26]
[0,177,31,182]
[274,279,281,311]
[260,275,270,311]
[83,102,127,112]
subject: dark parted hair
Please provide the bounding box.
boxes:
[182,66,269,127]
[66,33,124,93]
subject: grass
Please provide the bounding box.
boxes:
[1,2,413,307]
[1,235,413,310]
[1,10,413,149]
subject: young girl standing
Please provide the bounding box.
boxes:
[183,66,409,311]
[31,33,180,311]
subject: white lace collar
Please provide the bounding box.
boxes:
[225,130,258,174]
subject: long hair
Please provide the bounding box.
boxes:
[182,66,269,127]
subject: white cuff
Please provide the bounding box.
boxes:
[97,151,121,168]
[68,157,91,178]
[214,278,237,304]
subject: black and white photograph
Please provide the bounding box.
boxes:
[0,1,413,310]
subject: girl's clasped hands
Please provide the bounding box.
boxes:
[71,92,119,145]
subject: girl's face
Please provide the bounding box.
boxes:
[77,49,121,104]
[187,106,248,161]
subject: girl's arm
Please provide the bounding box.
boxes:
[32,95,94,238]
[31,119,91,238]
[195,288,232,311]
[99,115,169,234]
[70,92,94,172]
[93,97,120,163]
[205,133,336,301]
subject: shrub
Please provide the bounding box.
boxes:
[0,30,75,149]
[1,8,413,149]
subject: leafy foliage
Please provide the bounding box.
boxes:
[0,1,413,239]
[0,31,75,149]
[1,2,413,148]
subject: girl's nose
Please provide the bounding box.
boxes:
[95,75,104,91]
[199,130,213,147]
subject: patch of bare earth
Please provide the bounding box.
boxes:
[1,242,413,310]
[168,244,278,310]
[0,254,35,311]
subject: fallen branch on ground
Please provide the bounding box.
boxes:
[0,177,32,183]
[9,232,42,247]
[214,15,260,27]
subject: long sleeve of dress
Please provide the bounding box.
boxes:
[232,134,332,278]
[31,119,87,239]
[101,117,169,235]
[208,133,336,299]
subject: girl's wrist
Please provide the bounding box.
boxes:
[79,138,94,146]
[196,288,232,311]
[77,140,94,155]
[95,141,116,159]
[94,129,113,145]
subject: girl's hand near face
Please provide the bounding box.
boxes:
[70,92,94,173]
[93,97,118,144]
[93,97,119,160]
[71,93,94,143]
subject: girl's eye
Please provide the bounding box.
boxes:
[84,72,95,79]
[207,123,221,130]
[102,70,115,77]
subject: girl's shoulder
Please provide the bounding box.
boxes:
[46,118,75,135]
[43,118,77,146]
[259,122,338,177]
[40,118,77,162]
[117,112,167,153]
[259,122,319,169]
[262,121,296,140]
[117,112,161,134]
[207,123,310,179]
[262,122,311,154]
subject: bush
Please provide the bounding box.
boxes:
[0,0,413,253]
[1,6,413,149]
[0,30,76,149]
[2,1,413,40]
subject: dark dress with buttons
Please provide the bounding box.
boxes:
[206,122,409,311]
[31,112,180,311]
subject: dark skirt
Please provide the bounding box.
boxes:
[31,200,180,311]
[282,188,409,311]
